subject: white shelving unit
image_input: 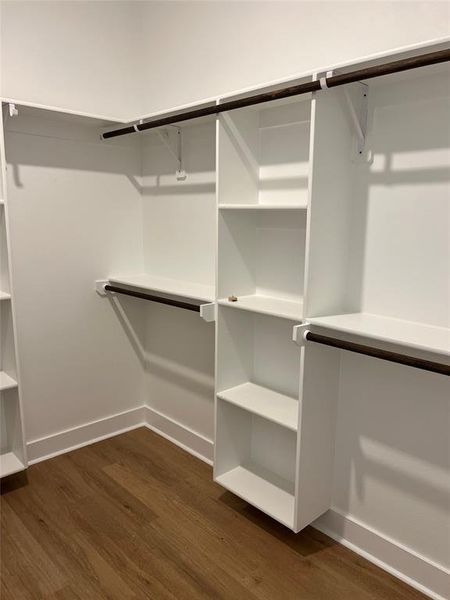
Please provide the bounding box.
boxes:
[214,90,339,532]
[0,103,27,478]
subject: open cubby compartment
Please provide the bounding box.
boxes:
[139,119,216,294]
[218,209,306,320]
[216,306,300,429]
[218,97,311,208]
[0,387,25,476]
[305,64,450,357]
[1,298,17,379]
[215,399,297,529]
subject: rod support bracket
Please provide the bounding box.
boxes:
[200,302,216,322]
[95,279,109,296]
[292,323,310,346]
[157,126,186,180]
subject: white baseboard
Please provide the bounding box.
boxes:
[27,406,147,464]
[27,404,213,466]
[313,509,450,600]
[26,409,446,599]
[143,406,213,465]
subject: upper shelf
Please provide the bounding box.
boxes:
[308,312,450,356]
[108,273,215,303]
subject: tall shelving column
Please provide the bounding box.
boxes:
[214,89,338,532]
[0,104,27,477]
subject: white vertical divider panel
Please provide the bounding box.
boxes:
[0,105,27,475]
[303,85,355,318]
[292,86,349,530]
[294,343,340,531]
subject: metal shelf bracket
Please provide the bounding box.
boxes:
[157,126,187,180]
[343,82,371,162]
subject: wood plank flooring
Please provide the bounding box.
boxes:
[1,428,426,599]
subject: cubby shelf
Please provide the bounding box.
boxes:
[219,204,307,210]
[0,371,18,392]
[108,273,215,303]
[0,290,11,301]
[308,313,450,356]
[218,295,303,321]
[217,382,298,431]
[0,451,26,478]
[215,464,295,528]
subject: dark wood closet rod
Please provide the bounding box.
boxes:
[104,284,202,312]
[102,48,450,140]
[305,331,450,376]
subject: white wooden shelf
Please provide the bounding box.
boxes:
[0,452,26,478]
[219,204,307,210]
[0,371,18,392]
[108,273,215,303]
[308,313,450,356]
[215,464,295,528]
[217,382,298,431]
[218,294,302,321]
[0,290,11,301]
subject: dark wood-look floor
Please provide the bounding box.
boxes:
[1,428,426,600]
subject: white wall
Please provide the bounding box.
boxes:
[0,0,144,120]
[4,111,146,447]
[141,124,216,442]
[2,1,448,120]
[139,1,450,113]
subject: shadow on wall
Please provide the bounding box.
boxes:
[110,295,215,441]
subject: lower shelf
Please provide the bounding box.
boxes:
[218,294,303,321]
[0,451,25,478]
[217,382,298,431]
[215,464,295,528]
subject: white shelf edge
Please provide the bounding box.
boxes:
[217,382,298,431]
[308,312,450,357]
[0,371,18,392]
[218,295,303,322]
[0,451,25,478]
[108,273,215,303]
[215,465,295,529]
[1,97,126,125]
[0,290,11,301]
[218,204,307,210]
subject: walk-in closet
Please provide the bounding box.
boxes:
[0,3,449,598]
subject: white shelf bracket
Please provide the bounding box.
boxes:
[200,302,216,322]
[292,323,310,346]
[157,126,187,180]
[95,279,109,296]
[343,82,371,162]
[8,103,18,118]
